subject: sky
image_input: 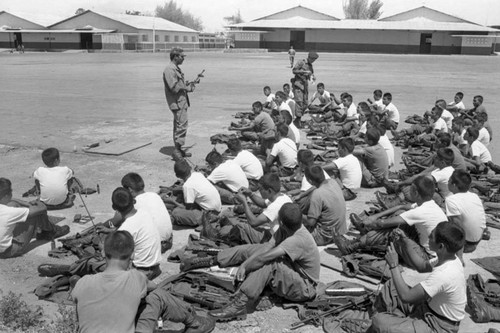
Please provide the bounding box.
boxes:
[2,0,500,32]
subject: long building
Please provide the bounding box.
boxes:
[0,10,199,51]
[228,5,500,55]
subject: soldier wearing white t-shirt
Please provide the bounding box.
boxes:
[446,169,486,253]
[226,138,263,181]
[169,160,221,227]
[263,86,277,111]
[228,173,292,244]
[323,137,362,189]
[336,176,446,272]
[464,127,492,173]
[369,221,466,333]
[266,123,298,176]
[121,173,173,253]
[381,93,400,130]
[206,151,248,204]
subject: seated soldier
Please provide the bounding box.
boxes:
[169,159,222,227]
[206,151,249,204]
[181,203,320,322]
[380,92,400,131]
[435,99,454,131]
[392,106,447,141]
[451,117,468,156]
[461,95,492,140]
[476,112,491,147]
[337,176,447,272]
[40,188,163,280]
[309,83,332,112]
[446,169,486,254]
[73,230,215,333]
[229,173,292,244]
[375,124,395,168]
[446,91,465,116]
[368,221,466,333]
[121,172,173,253]
[367,89,384,113]
[226,138,263,189]
[464,126,492,173]
[353,127,389,188]
[388,148,455,203]
[33,147,76,210]
[323,137,362,190]
[292,149,331,214]
[281,110,300,147]
[266,123,298,176]
[304,165,347,245]
[234,101,275,154]
[0,178,69,258]
[262,85,277,112]
[275,90,293,119]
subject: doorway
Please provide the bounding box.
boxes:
[80,33,93,50]
[290,30,305,51]
[419,33,432,54]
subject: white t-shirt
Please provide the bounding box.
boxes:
[478,127,490,147]
[433,118,448,133]
[134,192,172,242]
[385,103,400,123]
[431,166,454,198]
[400,200,447,252]
[278,102,293,119]
[289,122,301,145]
[270,138,298,168]
[446,192,486,242]
[374,99,384,110]
[378,134,395,168]
[184,172,222,212]
[359,121,367,135]
[301,169,330,192]
[33,166,73,205]
[288,91,294,99]
[333,154,362,189]
[312,90,331,105]
[233,150,263,180]
[441,109,454,130]
[118,210,161,268]
[420,257,466,322]
[471,140,492,163]
[263,194,293,232]
[455,101,465,110]
[286,98,296,118]
[208,160,249,192]
[265,93,277,110]
[345,103,359,120]
[455,128,467,146]
[0,205,29,252]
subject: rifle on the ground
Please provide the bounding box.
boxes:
[290,293,373,330]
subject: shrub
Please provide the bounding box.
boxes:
[0,291,44,331]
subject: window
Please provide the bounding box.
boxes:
[142,34,148,42]
[191,36,196,42]
[164,35,170,42]
[183,36,188,42]
[155,35,159,42]
[174,35,179,42]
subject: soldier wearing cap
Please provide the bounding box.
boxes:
[163,47,195,158]
[291,51,319,128]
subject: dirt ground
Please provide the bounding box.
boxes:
[0,51,500,332]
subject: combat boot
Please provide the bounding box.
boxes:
[349,213,367,234]
[183,315,216,333]
[180,256,217,272]
[334,235,360,256]
[200,211,220,242]
[209,292,248,322]
[382,179,400,194]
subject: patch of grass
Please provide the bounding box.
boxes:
[0,290,44,331]
[47,304,78,333]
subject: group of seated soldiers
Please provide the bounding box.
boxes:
[2,83,497,333]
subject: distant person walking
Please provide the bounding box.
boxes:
[163,47,195,159]
[291,51,319,128]
[288,46,296,68]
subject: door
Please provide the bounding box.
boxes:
[290,30,305,51]
[419,33,432,54]
[80,33,93,50]
[14,32,22,49]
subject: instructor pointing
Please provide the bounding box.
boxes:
[163,47,195,159]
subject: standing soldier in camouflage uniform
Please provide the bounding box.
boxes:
[291,51,319,128]
[163,47,195,159]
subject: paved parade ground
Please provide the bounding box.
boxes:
[1,51,500,332]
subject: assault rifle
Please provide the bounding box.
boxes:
[290,293,373,330]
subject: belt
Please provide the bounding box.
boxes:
[134,264,160,271]
[427,303,460,326]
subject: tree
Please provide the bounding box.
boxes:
[343,0,383,19]
[125,10,143,16]
[224,10,244,25]
[75,8,86,15]
[155,0,203,31]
